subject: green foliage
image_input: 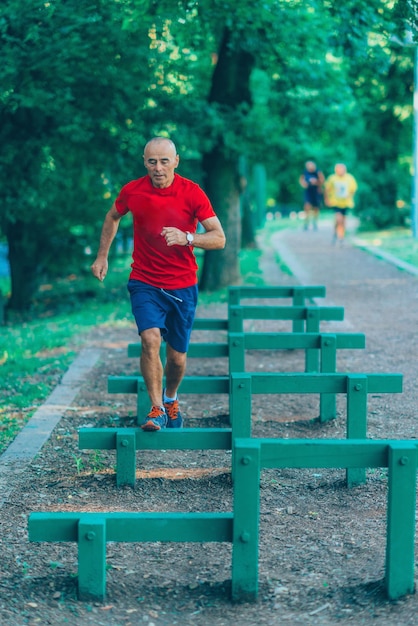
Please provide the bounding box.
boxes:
[1,0,151,309]
[0,0,414,308]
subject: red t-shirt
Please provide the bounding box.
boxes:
[115,174,216,289]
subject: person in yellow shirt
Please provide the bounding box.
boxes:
[324,163,358,242]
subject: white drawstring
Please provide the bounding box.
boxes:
[160,288,183,303]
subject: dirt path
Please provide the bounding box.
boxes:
[1,220,418,626]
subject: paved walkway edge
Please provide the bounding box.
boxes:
[0,347,102,507]
[352,239,418,276]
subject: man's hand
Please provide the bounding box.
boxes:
[91,258,108,281]
[161,227,187,247]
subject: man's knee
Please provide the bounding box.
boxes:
[166,344,187,368]
[140,328,161,354]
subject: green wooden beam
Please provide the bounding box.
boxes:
[228,304,344,323]
[108,372,402,396]
[227,285,326,303]
[79,427,232,451]
[128,342,229,359]
[239,438,391,469]
[192,318,228,331]
[29,512,234,543]
[240,332,365,351]
[246,372,402,394]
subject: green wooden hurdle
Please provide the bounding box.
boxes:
[129,305,345,373]
[28,439,417,602]
[128,332,366,421]
[227,285,326,333]
[128,331,363,376]
[228,305,344,371]
[190,285,327,335]
[79,428,232,487]
[100,371,402,486]
[232,438,417,602]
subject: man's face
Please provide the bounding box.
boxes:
[335,164,346,176]
[143,140,179,188]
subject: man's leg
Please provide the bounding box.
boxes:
[303,202,311,229]
[164,343,187,398]
[335,211,345,240]
[140,327,164,406]
[312,206,319,229]
[163,344,187,428]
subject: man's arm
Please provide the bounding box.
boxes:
[91,204,123,281]
[161,216,226,250]
[299,174,308,189]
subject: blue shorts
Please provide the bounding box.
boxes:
[332,207,348,216]
[304,189,321,208]
[127,280,198,353]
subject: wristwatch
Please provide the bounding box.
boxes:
[185,231,194,246]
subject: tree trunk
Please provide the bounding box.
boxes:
[199,27,255,290]
[200,146,241,289]
[6,220,43,313]
[241,190,256,248]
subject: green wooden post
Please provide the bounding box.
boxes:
[230,373,252,482]
[230,373,252,438]
[346,375,368,487]
[305,308,321,372]
[229,306,244,333]
[291,287,305,333]
[228,333,245,374]
[228,286,241,307]
[386,442,417,600]
[232,439,260,602]
[318,335,337,422]
[137,378,151,424]
[116,431,136,487]
[78,516,107,601]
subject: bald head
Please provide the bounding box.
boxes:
[143,137,179,188]
[144,137,177,155]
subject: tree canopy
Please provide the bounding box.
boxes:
[1,0,416,311]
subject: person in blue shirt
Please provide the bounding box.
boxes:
[299,160,324,230]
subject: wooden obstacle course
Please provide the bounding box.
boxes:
[28,285,412,604]
[86,370,403,486]
[29,439,417,602]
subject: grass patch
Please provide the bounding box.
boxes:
[239,248,264,285]
[0,256,134,453]
[354,227,418,268]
